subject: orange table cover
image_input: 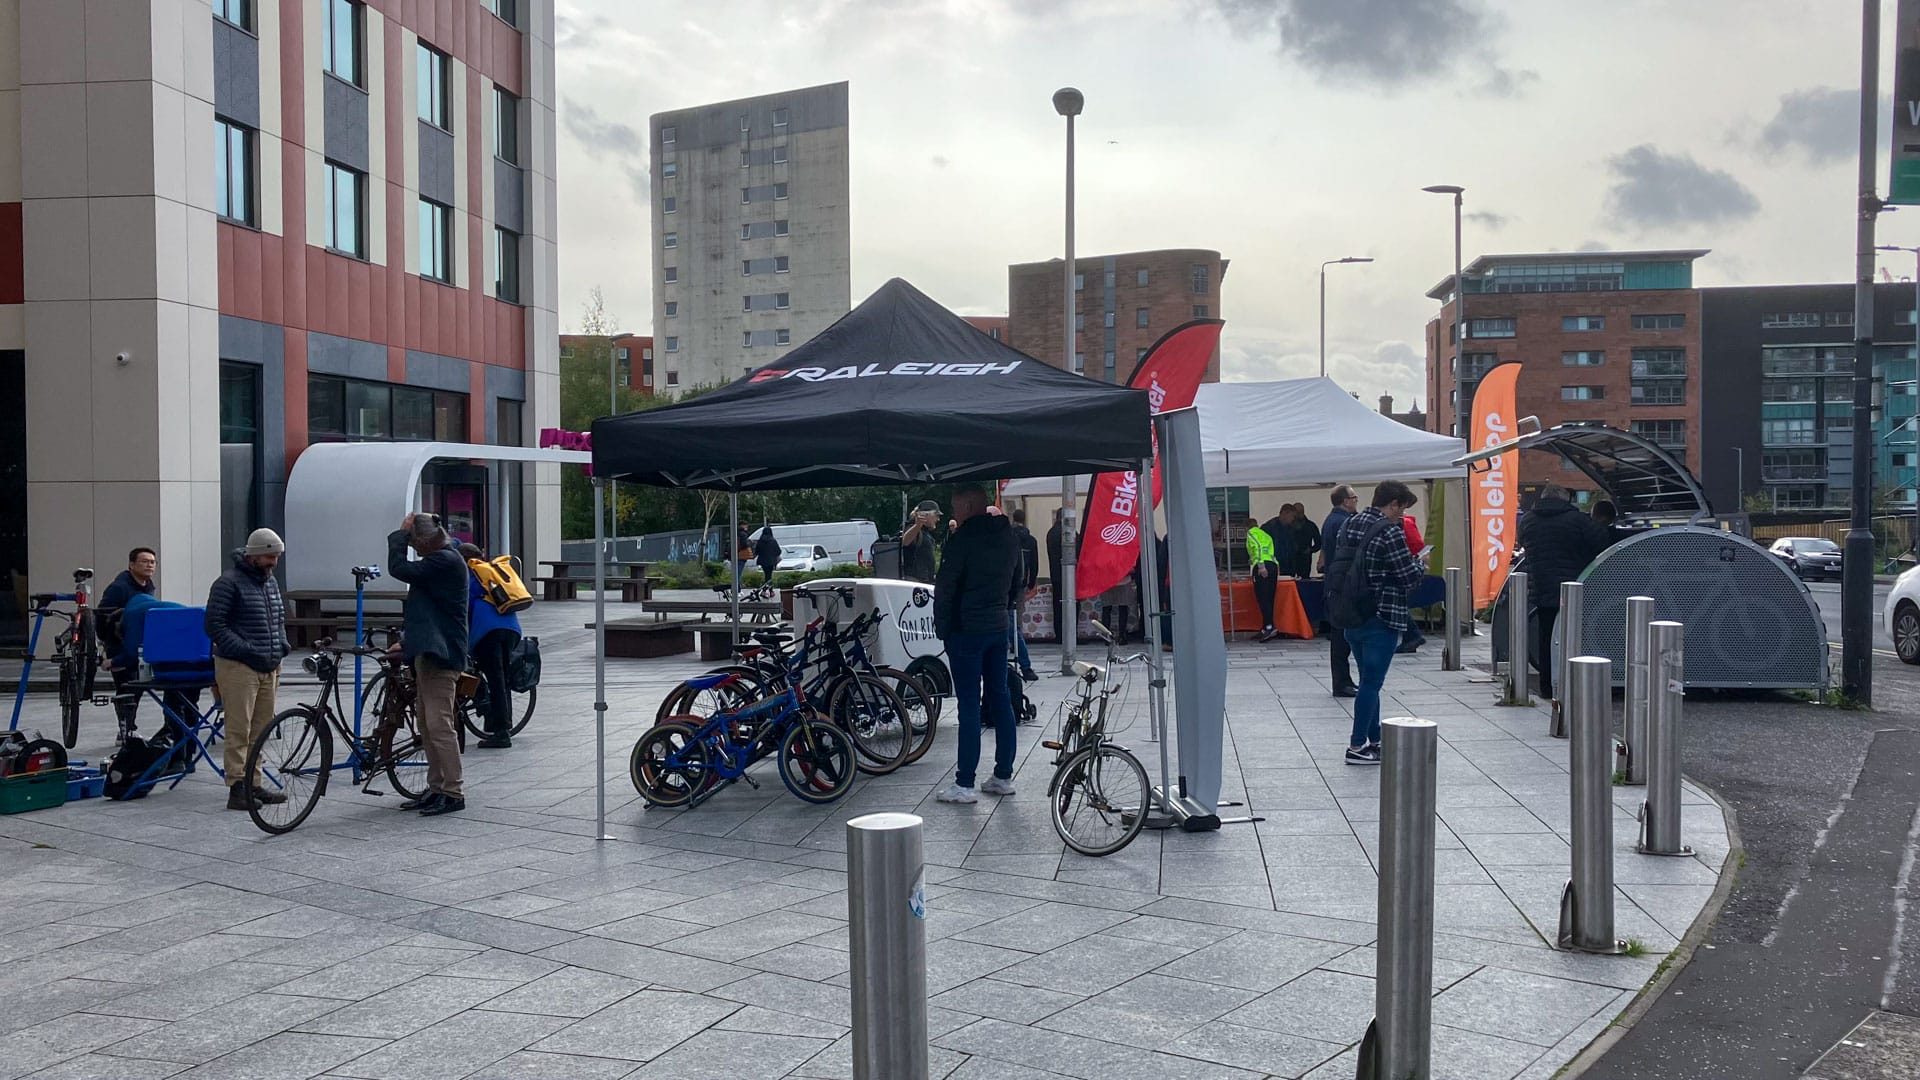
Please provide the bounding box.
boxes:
[1219,579,1314,639]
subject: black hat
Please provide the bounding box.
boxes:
[915,500,939,512]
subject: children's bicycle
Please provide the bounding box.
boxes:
[631,677,856,808]
[1043,619,1152,857]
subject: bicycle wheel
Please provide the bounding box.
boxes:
[459,682,541,740]
[877,667,939,766]
[653,667,764,725]
[246,707,333,835]
[77,611,99,698]
[57,655,81,749]
[1050,743,1151,858]
[777,720,856,804]
[828,674,911,775]
[630,719,709,807]
[374,687,430,801]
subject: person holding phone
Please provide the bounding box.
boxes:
[901,500,940,584]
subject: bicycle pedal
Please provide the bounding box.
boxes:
[1041,740,1063,751]
[91,696,112,707]
[741,774,761,790]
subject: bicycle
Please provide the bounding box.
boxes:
[456,675,536,740]
[242,637,434,834]
[1042,619,1152,857]
[631,677,857,809]
[9,569,104,748]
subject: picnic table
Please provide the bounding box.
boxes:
[639,599,782,623]
[283,589,405,647]
[534,560,651,602]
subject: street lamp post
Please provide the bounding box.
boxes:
[1424,184,1471,636]
[608,337,620,558]
[1843,0,1880,704]
[1319,257,1374,380]
[1877,243,1920,564]
[1054,86,1084,672]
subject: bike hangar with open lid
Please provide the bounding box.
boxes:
[1456,420,1829,692]
[584,277,1242,839]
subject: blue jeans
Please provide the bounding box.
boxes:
[946,630,1014,788]
[1345,617,1400,748]
[1007,609,1031,672]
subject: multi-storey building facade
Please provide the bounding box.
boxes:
[0,0,560,626]
[963,315,1008,343]
[649,82,850,391]
[1423,251,1705,505]
[1007,249,1227,383]
[560,333,654,394]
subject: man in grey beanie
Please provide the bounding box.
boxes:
[205,527,290,811]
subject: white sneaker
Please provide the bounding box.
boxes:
[980,776,1016,796]
[935,784,978,804]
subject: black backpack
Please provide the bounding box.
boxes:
[506,636,541,693]
[1324,517,1395,631]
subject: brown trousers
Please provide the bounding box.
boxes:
[415,656,464,798]
[213,657,278,785]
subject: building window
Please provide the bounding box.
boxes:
[742,331,754,347]
[1561,315,1605,331]
[1630,419,1687,450]
[774,182,788,200]
[1074,352,1085,373]
[1104,311,1116,328]
[663,265,677,283]
[1561,386,1605,401]
[663,161,677,179]
[417,43,449,128]
[662,196,676,214]
[215,118,253,225]
[740,188,751,204]
[1131,308,1145,329]
[1763,418,1818,445]
[1468,317,1517,338]
[214,0,250,31]
[324,0,361,85]
[487,0,516,26]
[418,199,451,282]
[324,162,365,257]
[1631,348,1687,378]
[739,113,751,132]
[1190,264,1209,295]
[661,125,675,146]
[1074,313,1085,331]
[1826,312,1855,327]
[1075,274,1085,291]
[1136,268,1149,287]
[494,87,519,164]
[1771,485,1822,509]
[741,149,752,169]
[773,145,788,164]
[740,224,753,241]
[775,219,789,236]
[773,107,789,128]
[777,328,790,345]
[665,301,678,317]
[1561,351,1604,367]
[1632,313,1686,330]
[666,369,680,387]
[775,255,789,273]
[1104,271,1115,289]
[308,374,465,443]
[665,337,679,352]
[1632,381,1686,405]
[1137,348,1148,362]
[1761,312,1822,328]
[1193,305,1209,318]
[776,292,789,309]
[664,232,677,249]
[493,227,519,302]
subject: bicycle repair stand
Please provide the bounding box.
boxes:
[350,565,381,738]
[7,608,50,732]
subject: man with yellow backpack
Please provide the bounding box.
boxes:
[1245,514,1283,643]
[460,544,529,749]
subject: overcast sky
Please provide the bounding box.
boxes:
[555,0,1886,407]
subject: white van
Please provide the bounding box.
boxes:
[750,520,880,567]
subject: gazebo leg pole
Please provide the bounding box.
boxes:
[730,491,741,650]
[1137,456,1178,830]
[594,478,612,842]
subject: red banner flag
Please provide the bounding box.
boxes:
[1469,362,1523,609]
[1075,321,1222,600]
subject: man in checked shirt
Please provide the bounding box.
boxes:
[1332,480,1426,765]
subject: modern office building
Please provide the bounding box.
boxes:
[648,82,850,391]
[1699,282,1916,514]
[1423,251,1706,504]
[0,0,561,628]
[1007,249,1228,383]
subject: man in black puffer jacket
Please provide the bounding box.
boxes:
[932,485,1023,805]
[205,529,291,811]
[1517,485,1611,700]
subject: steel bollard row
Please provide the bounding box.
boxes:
[1356,718,1438,1080]
[1550,581,1583,739]
[1637,621,1693,857]
[1442,567,1464,672]
[1622,596,1654,786]
[847,813,929,1080]
[1558,656,1628,954]
[1500,572,1531,707]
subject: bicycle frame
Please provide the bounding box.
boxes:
[664,684,809,803]
[8,598,73,732]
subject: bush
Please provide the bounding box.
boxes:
[649,561,874,591]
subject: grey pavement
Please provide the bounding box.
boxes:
[0,601,1730,1080]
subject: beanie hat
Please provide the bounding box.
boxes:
[244,528,285,555]
[915,500,939,512]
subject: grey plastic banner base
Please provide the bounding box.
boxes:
[1548,699,1567,739]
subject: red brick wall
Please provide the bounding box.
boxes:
[1008,250,1225,383]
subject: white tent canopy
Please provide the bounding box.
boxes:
[1003,377,1467,496]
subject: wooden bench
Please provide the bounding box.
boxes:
[642,599,783,624]
[589,618,699,658]
[689,622,790,662]
[533,576,579,602]
[533,576,652,603]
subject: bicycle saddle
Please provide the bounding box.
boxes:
[751,630,793,645]
[1071,661,1104,682]
[684,672,738,691]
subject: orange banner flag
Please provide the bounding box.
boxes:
[1469,362,1523,609]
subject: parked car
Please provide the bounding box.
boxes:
[1886,565,1920,665]
[775,544,833,573]
[1769,537,1843,580]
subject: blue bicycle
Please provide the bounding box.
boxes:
[631,672,856,809]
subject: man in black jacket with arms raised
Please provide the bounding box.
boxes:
[388,513,470,816]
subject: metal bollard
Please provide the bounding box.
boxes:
[1442,568,1464,672]
[1638,621,1693,857]
[1500,572,1530,706]
[1356,718,1438,1080]
[847,813,929,1080]
[1558,656,1627,955]
[1550,582,1584,739]
[1622,596,1654,786]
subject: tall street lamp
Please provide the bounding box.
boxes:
[1054,86,1083,671]
[1878,243,1920,563]
[1424,184,1470,636]
[1841,0,1880,704]
[1319,257,1373,380]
